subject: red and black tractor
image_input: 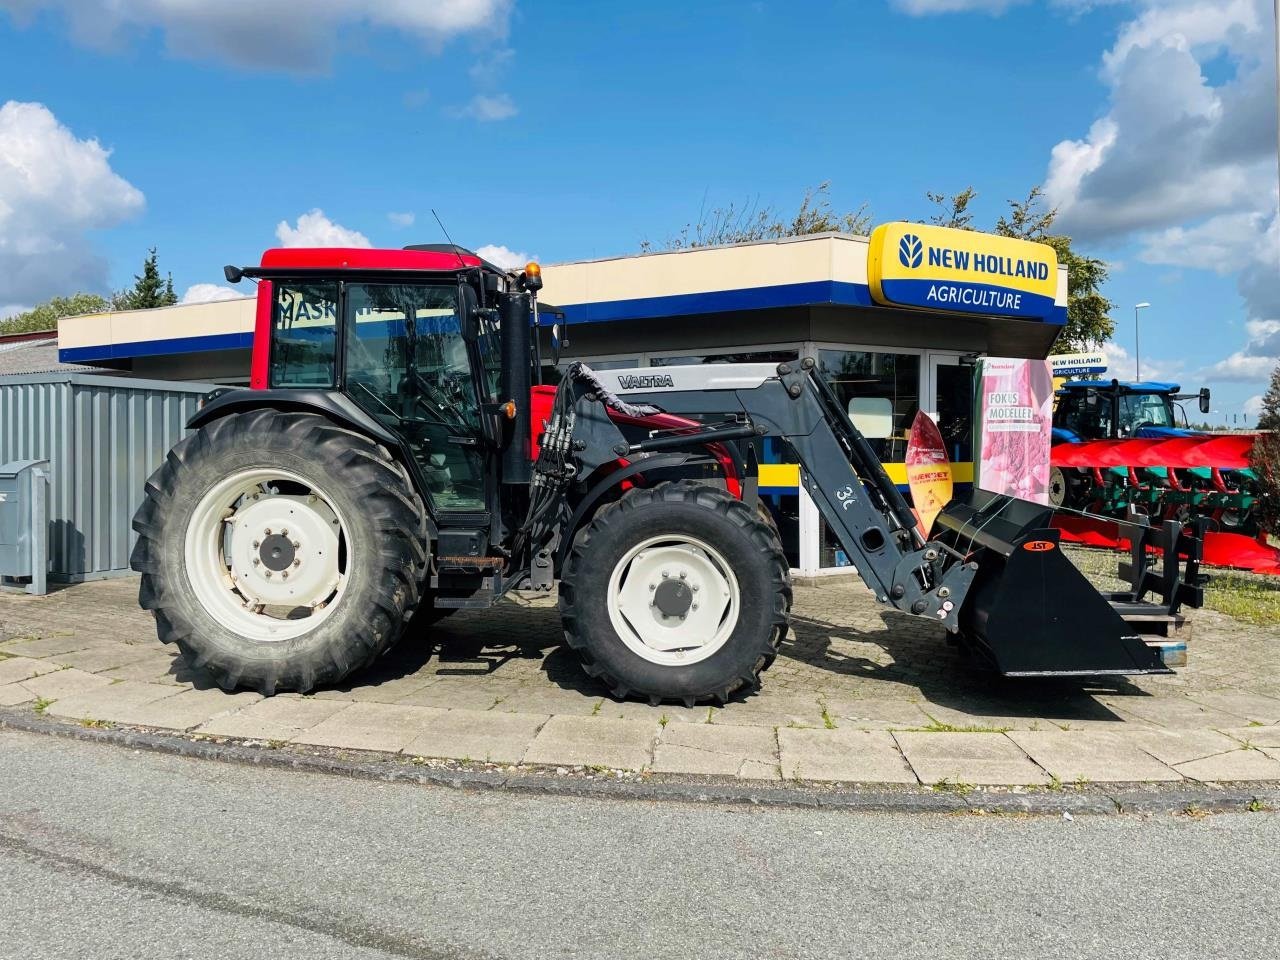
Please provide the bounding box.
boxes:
[131,245,1202,704]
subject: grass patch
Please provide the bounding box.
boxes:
[821,704,837,730]
[932,777,975,795]
[658,714,670,729]
[32,697,53,715]
[705,707,715,724]
[590,700,602,717]
[79,718,111,729]
[1247,798,1273,813]
[1065,544,1280,626]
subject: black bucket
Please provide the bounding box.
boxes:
[933,491,1170,676]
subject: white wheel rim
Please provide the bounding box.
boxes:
[1048,467,1067,508]
[184,468,350,643]
[606,534,740,667]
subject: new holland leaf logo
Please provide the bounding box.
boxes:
[898,233,924,269]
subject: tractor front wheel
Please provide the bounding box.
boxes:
[559,482,790,705]
[130,410,427,694]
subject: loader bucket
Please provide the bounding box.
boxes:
[933,492,1171,676]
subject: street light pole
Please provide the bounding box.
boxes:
[1134,302,1151,380]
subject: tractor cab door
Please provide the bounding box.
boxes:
[342,282,492,512]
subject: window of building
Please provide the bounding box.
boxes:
[817,349,920,462]
[650,349,799,367]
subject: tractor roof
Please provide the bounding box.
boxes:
[1059,379,1181,394]
[259,246,490,273]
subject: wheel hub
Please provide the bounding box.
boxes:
[653,579,693,618]
[259,533,296,572]
[226,493,341,609]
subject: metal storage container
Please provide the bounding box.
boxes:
[0,373,216,581]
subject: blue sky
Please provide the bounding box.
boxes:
[0,0,1276,422]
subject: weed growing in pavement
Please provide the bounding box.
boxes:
[932,778,975,795]
[1247,798,1273,813]
[1183,803,1209,819]
[590,700,602,717]
[79,718,111,729]
[821,705,837,730]
[32,697,53,714]
[658,714,670,728]
[705,707,715,724]
[914,714,1011,734]
[1047,774,1064,791]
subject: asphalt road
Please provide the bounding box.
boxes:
[1,730,1277,960]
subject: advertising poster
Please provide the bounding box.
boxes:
[975,357,1054,504]
[905,411,953,536]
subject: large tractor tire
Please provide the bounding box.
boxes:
[560,481,791,706]
[130,410,427,694]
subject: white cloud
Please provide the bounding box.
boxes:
[1,304,29,320]
[181,283,244,304]
[0,100,144,305]
[387,211,416,228]
[475,244,532,270]
[1045,0,1276,241]
[1101,339,1184,384]
[0,0,514,72]
[275,209,371,248]
[1244,394,1264,418]
[451,93,518,122]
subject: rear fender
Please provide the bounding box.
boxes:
[187,388,402,449]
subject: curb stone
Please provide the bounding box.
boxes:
[3,707,1277,817]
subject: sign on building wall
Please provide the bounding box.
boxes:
[867,222,1059,321]
[974,357,1054,505]
[1049,352,1108,377]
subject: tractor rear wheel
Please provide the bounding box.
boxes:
[130,410,427,694]
[559,481,790,705]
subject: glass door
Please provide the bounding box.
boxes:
[925,353,975,466]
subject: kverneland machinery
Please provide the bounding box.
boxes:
[131,245,1204,702]
[1049,379,1277,575]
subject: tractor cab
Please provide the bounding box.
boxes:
[1053,379,1212,443]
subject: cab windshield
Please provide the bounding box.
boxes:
[1117,393,1175,434]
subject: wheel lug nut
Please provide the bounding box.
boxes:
[649,583,656,591]
[292,559,301,567]
[692,584,700,592]
[265,528,272,535]
[264,571,272,579]
[281,529,289,537]
[252,540,260,549]
[679,571,687,580]
[281,572,289,580]
[292,541,300,550]
[661,570,670,578]
[252,558,260,566]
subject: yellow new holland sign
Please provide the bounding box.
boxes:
[867,222,1059,320]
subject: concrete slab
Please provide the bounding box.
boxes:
[1219,725,1280,749]
[1008,731,1181,783]
[1189,691,1280,725]
[712,693,826,729]
[0,682,35,706]
[310,673,436,704]
[45,681,179,721]
[778,728,916,784]
[653,723,779,779]
[0,655,61,686]
[1175,749,1280,783]
[20,668,112,701]
[111,687,262,731]
[1122,728,1245,766]
[198,696,350,740]
[1101,696,1246,730]
[50,644,160,674]
[396,679,517,712]
[819,697,931,730]
[893,732,1050,786]
[291,702,446,752]
[493,685,604,717]
[0,635,97,658]
[98,654,185,684]
[522,716,659,771]
[598,700,708,725]
[402,709,548,764]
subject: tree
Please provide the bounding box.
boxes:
[993,187,1113,351]
[112,247,179,311]
[642,182,872,251]
[1257,363,1280,431]
[925,187,977,230]
[0,293,110,335]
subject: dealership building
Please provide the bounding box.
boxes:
[50,227,1069,576]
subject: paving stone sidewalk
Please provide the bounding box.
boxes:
[2,572,1279,788]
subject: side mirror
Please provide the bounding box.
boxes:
[1199,387,1211,415]
[459,285,482,343]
